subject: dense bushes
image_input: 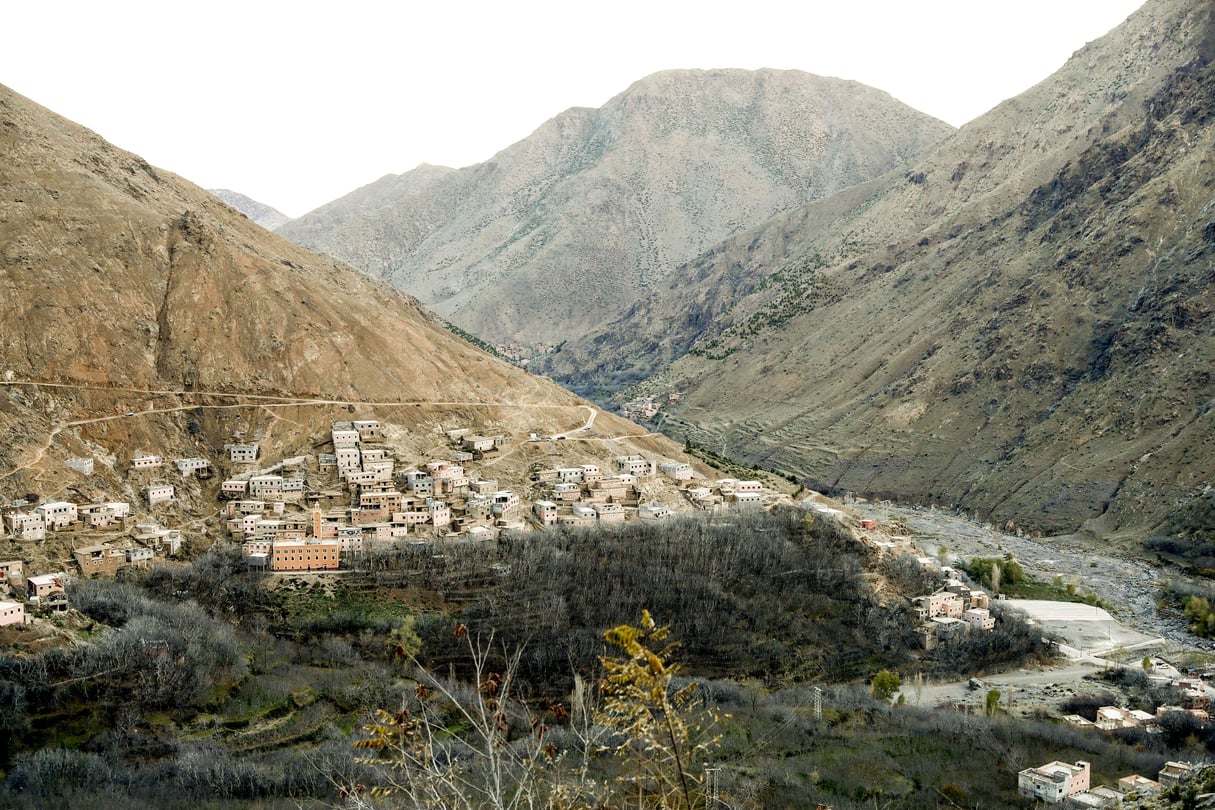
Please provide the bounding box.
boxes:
[1,588,245,711]
[366,509,1044,688]
[369,509,920,687]
[0,511,1059,806]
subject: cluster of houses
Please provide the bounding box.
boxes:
[3,492,185,545]
[807,504,1001,651]
[910,571,996,649]
[1064,677,1212,734]
[530,460,776,526]
[493,340,559,368]
[1,486,187,624]
[230,423,725,573]
[0,563,69,628]
[128,448,224,505]
[619,392,682,423]
[1018,759,1202,807]
[4,499,130,539]
[677,475,780,511]
[3,411,773,590]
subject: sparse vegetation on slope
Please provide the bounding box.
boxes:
[548,0,1215,539]
[280,69,952,346]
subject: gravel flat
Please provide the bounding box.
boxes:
[855,502,1206,651]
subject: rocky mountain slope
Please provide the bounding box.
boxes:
[544,0,1215,538]
[278,69,953,345]
[0,82,680,501]
[208,188,291,230]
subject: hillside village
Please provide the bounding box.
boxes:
[1,410,1027,658]
[0,414,805,629]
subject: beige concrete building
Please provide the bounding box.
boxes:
[1018,761,1090,803]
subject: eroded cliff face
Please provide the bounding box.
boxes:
[545,0,1215,538]
[279,68,953,345]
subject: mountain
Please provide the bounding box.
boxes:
[0,81,679,500]
[278,69,953,345]
[543,0,1215,539]
[208,188,291,230]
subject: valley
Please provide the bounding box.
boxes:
[5,0,1215,807]
[534,0,1215,543]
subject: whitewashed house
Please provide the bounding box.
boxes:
[144,484,175,505]
[125,546,154,565]
[964,607,995,631]
[5,512,46,540]
[568,504,597,522]
[1018,761,1090,803]
[225,443,259,463]
[659,461,694,481]
[0,601,26,626]
[248,475,285,499]
[463,435,500,453]
[36,501,78,529]
[331,428,360,448]
[638,502,673,520]
[131,453,163,470]
[65,457,94,475]
[732,492,762,508]
[471,479,499,495]
[595,503,626,523]
[174,457,211,476]
[553,482,582,502]
[614,455,655,477]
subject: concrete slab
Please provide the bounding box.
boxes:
[1004,599,1162,656]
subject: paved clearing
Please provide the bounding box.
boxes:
[1003,599,1161,658]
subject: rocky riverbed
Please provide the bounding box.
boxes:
[854,502,1211,653]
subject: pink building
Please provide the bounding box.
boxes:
[533,501,558,526]
[0,601,25,627]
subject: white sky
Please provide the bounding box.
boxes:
[3,1,1145,217]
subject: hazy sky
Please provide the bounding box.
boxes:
[4,1,1144,217]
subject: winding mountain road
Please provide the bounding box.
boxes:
[0,380,644,480]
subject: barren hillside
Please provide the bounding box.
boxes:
[279,69,953,345]
[0,82,689,506]
[544,0,1215,538]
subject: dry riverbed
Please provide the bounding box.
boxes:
[850,502,1215,710]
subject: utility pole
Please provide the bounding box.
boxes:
[704,766,721,808]
[813,686,823,721]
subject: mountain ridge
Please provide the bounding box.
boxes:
[278,68,954,345]
[208,188,291,230]
[542,0,1215,538]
